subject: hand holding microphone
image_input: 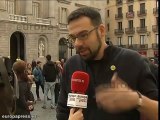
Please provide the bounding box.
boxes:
[67,71,89,119]
[68,108,84,120]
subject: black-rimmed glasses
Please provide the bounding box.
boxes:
[67,26,98,43]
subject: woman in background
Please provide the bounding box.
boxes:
[12,60,34,120]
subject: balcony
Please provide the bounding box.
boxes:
[152,43,158,49]
[125,27,135,34]
[139,44,148,50]
[126,11,134,18]
[114,29,124,35]
[137,10,147,17]
[116,45,127,48]
[127,0,134,3]
[58,23,68,29]
[9,14,28,23]
[116,0,123,5]
[152,25,158,32]
[115,14,123,20]
[127,44,139,50]
[136,26,147,33]
[153,8,158,15]
[36,18,51,25]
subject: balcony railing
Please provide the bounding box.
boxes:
[115,13,123,20]
[114,29,124,35]
[116,0,123,5]
[126,11,134,18]
[153,8,158,15]
[9,14,28,23]
[152,43,158,49]
[136,26,147,33]
[127,0,134,3]
[152,25,158,32]
[126,44,148,50]
[127,44,139,50]
[36,18,51,25]
[125,27,135,34]
[139,44,148,50]
[116,45,127,48]
[58,23,68,29]
[137,10,147,17]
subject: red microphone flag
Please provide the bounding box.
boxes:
[71,71,89,94]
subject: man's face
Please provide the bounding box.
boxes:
[68,16,104,61]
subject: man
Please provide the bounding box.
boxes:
[42,54,57,109]
[56,7,158,120]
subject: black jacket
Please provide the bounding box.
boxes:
[56,46,158,120]
[43,61,57,82]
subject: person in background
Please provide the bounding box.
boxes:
[42,55,58,109]
[12,60,34,120]
[32,61,44,101]
[31,59,37,72]
[143,57,158,88]
[56,7,158,120]
[26,63,35,103]
[55,60,63,105]
[60,58,65,69]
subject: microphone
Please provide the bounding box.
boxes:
[67,71,89,109]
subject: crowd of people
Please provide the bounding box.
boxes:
[10,55,65,120]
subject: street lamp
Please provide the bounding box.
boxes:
[64,38,74,57]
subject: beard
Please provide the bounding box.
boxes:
[77,30,102,61]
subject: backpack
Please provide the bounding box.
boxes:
[0,57,17,117]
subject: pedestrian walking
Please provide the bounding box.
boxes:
[42,55,58,109]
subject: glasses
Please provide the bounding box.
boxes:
[67,26,98,43]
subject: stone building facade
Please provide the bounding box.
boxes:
[0,0,106,64]
[105,0,158,57]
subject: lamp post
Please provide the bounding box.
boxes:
[64,38,74,57]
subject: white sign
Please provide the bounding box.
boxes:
[67,93,88,108]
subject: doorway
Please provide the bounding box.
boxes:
[10,31,25,64]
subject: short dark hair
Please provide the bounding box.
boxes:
[46,54,51,61]
[67,7,102,26]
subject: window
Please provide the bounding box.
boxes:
[59,7,68,24]
[128,20,133,28]
[140,35,146,44]
[6,0,15,14]
[128,5,133,12]
[118,7,122,15]
[33,2,39,18]
[107,0,109,4]
[140,19,145,28]
[107,10,109,17]
[118,37,122,45]
[107,23,110,31]
[128,36,133,45]
[156,34,159,44]
[156,17,158,25]
[118,22,122,30]
[140,3,145,13]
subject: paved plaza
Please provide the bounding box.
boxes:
[31,84,57,120]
